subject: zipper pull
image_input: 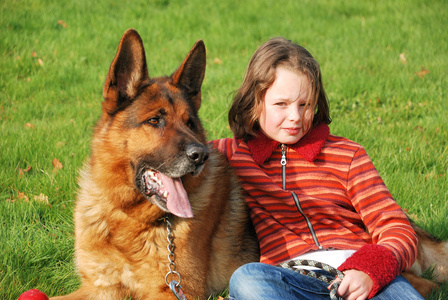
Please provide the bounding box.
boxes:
[281,144,287,190]
[281,144,287,166]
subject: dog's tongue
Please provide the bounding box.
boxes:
[159,173,193,218]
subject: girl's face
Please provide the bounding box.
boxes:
[259,67,314,145]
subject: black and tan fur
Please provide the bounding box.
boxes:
[51,29,258,300]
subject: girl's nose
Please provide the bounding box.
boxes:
[288,106,301,122]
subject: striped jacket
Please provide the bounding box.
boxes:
[211,123,418,298]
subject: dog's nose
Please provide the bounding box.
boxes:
[186,143,209,166]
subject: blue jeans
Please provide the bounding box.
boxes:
[229,263,424,300]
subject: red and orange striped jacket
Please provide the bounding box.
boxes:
[211,123,418,298]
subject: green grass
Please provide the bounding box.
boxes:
[1,0,447,299]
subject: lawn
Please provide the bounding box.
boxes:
[1,0,447,299]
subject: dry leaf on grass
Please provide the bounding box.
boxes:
[399,53,407,64]
[416,67,430,78]
[18,191,30,202]
[52,157,63,174]
[6,191,51,206]
[34,193,50,206]
[214,57,223,64]
[57,20,68,28]
[18,166,32,178]
[6,190,29,203]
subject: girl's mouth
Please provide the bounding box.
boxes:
[284,127,300,135]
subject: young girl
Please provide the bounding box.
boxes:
[211,37,423,299]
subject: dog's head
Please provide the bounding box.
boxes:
[98,29,208,218]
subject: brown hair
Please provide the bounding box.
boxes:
[229,37,331,140]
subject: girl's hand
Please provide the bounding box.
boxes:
[329,269,373,300]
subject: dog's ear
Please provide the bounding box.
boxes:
[103,29,150,115]
[171,40,206,112]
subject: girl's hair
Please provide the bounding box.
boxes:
[229,37,331,140]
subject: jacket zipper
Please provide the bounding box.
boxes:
[281,144,323,250]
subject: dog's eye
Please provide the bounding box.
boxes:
[186,119,195,130]
[146,117,159,125]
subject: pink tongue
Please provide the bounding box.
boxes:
[158,173,193,218]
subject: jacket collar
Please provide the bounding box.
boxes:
[246,123,330,164]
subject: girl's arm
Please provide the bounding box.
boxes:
[338,146,418,298]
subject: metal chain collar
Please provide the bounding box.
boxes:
[162,215,187,300]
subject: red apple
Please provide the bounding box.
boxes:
[18,289,49,300]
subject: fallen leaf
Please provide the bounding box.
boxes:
[32,51,37,57]
[17,191,30,202]
[52,157,63,173]
[18,166,32,179]
[57,20,68,28]
[399,53,407,64]
[414,126,425,132]
[214,57,223,64]
[416,67,430,78]
[37,58,44,66]
[24,122,35,129]
[34,193,50,206]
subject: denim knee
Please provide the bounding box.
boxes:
[228,262,331,300]
[229,263,276,299]
[229,263,263,292]
[372,275,425,300]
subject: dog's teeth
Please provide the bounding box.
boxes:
[163,191,168,198]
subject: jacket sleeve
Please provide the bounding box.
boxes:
[339,146,418,297]
[208,138,238,162]
[338,244,399,298]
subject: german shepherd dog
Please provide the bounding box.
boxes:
[51,29,446,299]
[51,29,259,300]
